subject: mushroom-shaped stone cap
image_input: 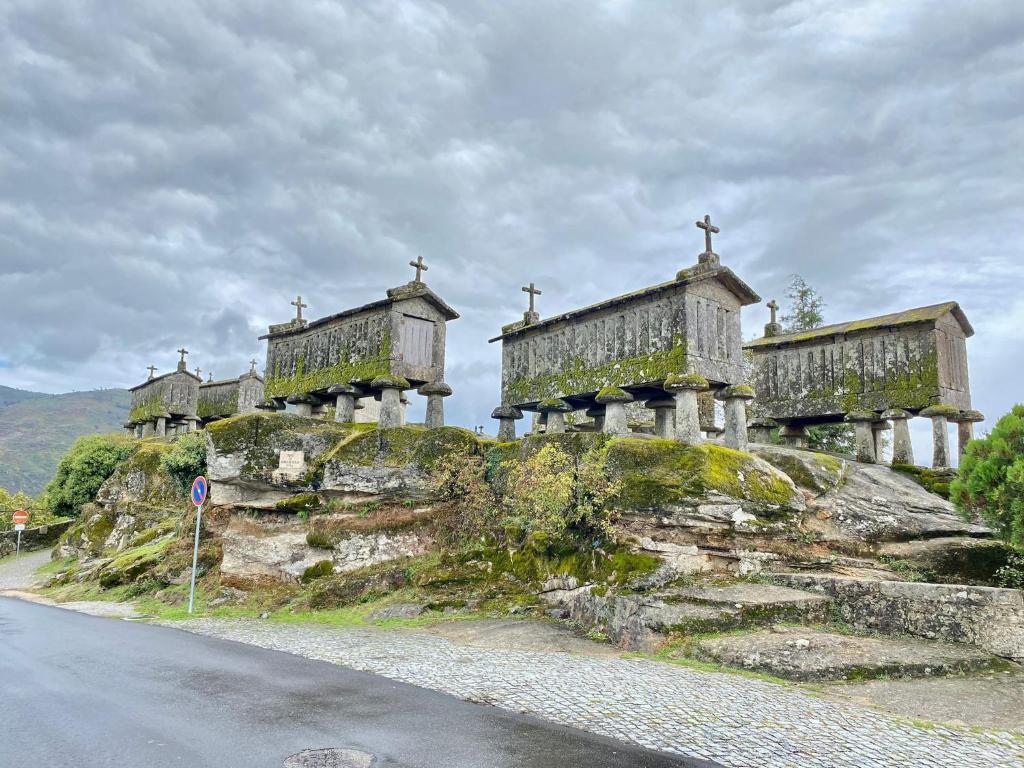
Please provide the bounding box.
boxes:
[491,404,524,420]
[880,408,912,421]
[255,399,280,411]
[370,374,411,390]
[920,404,960,419]
[537,397,573,413]
[123,421,136,429]
[327,383,360,396]
[595,386,634,404]
[419,381,453,397]
[844,410,878,423]
[286,393,320,405]
[778,423,808,437]
[748,417,778,428]
[664,373,709,393]
[715,384,756,401]
[958,409,985,423]
[155,411,172,419]
[644,397,676,409]
[871,420,892,431]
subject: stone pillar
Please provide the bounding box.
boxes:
[328,383,360,423]
[698,390,717,432]
[491,405,524,441]
[537,398,572,434]
[142,420,156,437]
[747,417,777,444]
[664,374,709,444]
[778,423,809,449]
[155,416,167,437]
[871,420,891,464]
[585,406,605,433]
[287,393,318,418]
[419,382,453,429]
[844,411,878,463]
[953,409,984,460]
[645,398,676,439]
[595,387,634,436]
[716,385,756,451]
[920,405,959,469]
[882,409,914,465]
[371,375,411,429]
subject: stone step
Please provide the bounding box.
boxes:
[561,582,833,651]
[682,626,1013,682]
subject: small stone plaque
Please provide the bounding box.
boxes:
[274,450,307,481]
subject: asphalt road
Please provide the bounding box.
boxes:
[0,598,718,768]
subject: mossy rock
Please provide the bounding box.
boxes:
[275,493,323,515]
[752,447,846,495]
[97,536,173,587]
[299,559,335,584]
[323,425,483,471]
[604,439,800,510]
[891,464,955,500]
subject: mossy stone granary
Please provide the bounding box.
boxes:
[489,217,761,446]
[744,301,977,468]
[197,369,265,425]
[126,350,201,437]
[260,261,459,427]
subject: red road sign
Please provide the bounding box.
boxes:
[12,510,29,525]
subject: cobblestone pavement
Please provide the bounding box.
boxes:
[0,548,51,590]
[169,618,1024,768]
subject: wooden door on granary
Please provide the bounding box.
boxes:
[398,315,434,367]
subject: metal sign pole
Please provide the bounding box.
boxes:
[187,503,202,614]
[15,529,21,559]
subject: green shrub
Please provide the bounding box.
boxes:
[950,405,1024,544]
[995,552,1024,589]
[45,435,136,517]
[159,431,208,494]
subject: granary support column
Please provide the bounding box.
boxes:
[491,405,523,441]
[142,420,156,438]
[883,409,914,465]
[698,391,717,436]
[845,411,878,464]
[645,397,676,439]
[419,382,453,429]
[585,406,605,432]
[953,410,984,460]
[778,423,808,449]
[328,383,360,423]
[871,420,891,464]
[596,387,633,436]
[538,398,572,434]
[287,394,318,418]
[155,414,168,438]
[664,374,708,444]
[920,405,958,469]
[372,375,411,429]
[747,417,777,444]
[716,385,756,451]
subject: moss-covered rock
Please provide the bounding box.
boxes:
[97,536,173,587]
[751,445,847,495]
[323,426,483,471]
[299,559,335,584]
[891,464,955,500]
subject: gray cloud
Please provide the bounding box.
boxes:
[1,0,1022,459]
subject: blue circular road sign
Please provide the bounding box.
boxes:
[190,475,208,507]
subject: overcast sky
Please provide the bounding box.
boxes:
[1,0,1022,451]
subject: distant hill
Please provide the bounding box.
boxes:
[0,387,130,496]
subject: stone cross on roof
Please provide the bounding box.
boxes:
[250,359,258,373]
[207,372,213,383]
[767,299,779,325]
[409,255,428,283]
[522,282,542,313]
[696,214,719,254]
[147,365,157,380]
[764,299,783,339]
[291,295,308,321]
[177,348,189,372]
[195,367,202,379]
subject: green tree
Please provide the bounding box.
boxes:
[950,405,1024,545]
[779,275,854,455]
[159,431,208,494]
[44,434,136,517]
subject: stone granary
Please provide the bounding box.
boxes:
[260,258,459,428]
[125,349,201,437]
[489,216,761,448]
[196,361,266,426]
[744,301,980,468]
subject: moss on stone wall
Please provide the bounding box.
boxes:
[197,391,239,419]
[325,426,483,471]
[506,339,687,404]
[129,395,165,423]
[265,331,393,399]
